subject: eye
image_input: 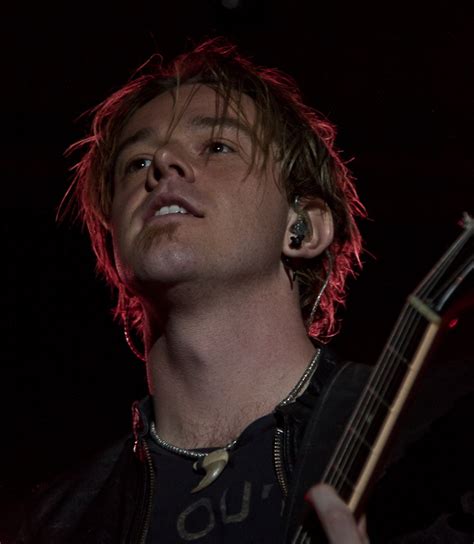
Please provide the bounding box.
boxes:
[125,157,152,174]
[205,141,234,154]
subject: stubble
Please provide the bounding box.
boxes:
[136,223,180,253]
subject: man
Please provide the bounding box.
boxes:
[18,38,472,543]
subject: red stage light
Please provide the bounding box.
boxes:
[448,318,458,329]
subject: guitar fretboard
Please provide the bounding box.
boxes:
[322,304,436,506]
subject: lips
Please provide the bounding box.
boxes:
[143,192,204,222]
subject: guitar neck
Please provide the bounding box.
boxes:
[321,216,473,518]
[321,303,441,518]
[288,217,472,543]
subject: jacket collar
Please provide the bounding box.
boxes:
[132,396,154,442]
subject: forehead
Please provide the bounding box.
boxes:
[119,84,257,142]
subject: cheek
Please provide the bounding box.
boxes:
[110,182,140,228]
[109,198,136,261]
[254,182,289,230]
[109,202,125,239]
[230,191,289,252]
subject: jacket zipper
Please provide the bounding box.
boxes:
[274,427,289,496]
[136,439,155,544]
[274,348,322,499]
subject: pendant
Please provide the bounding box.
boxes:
[191,448,229,493]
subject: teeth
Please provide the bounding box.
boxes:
[154,205,189,217]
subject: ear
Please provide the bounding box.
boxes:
[282,198,334,259]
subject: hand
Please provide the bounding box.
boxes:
[305,483,369,543]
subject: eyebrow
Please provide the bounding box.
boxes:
[188,115,252,138]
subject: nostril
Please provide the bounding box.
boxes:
[171,163,186,177]
[153,163,185,180]
[153,165,162,181]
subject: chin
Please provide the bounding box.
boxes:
[131,248,200,286]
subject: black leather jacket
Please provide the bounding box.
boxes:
[17,350,474,543]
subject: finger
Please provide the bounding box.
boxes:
[358,514,370,544]
[306,483,363,543]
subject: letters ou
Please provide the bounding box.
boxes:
[177,497,216,540]
[177,481,252,540]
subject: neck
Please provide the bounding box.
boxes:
[144,277,318,449]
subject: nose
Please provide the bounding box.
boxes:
[145,144,195,191]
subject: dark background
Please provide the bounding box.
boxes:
[1,1,472,539]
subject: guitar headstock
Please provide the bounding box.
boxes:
[460,212,473,230]
[410,213,473,316]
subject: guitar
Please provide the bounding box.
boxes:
[290,213,474,543]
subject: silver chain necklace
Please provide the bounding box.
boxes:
[149,348,321,493]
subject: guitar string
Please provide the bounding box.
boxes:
[354,225,474,451]
[326,227,471,494]
[431,258,473,311]
[296,225,472,539]
[324,305,419,492]
[326,229,466,492]
[414,227,473,312]
[333,312,421,491]
[324,226,471,493]
[367,226,474,415]
[326,291,432,489]
[328,221,473,494]
[323,309,417,491]
[325,266,436,490]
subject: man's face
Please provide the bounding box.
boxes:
[110,84,290,299]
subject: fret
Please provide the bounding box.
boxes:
[326,429,374,501]
[408,295,441,323]
[380,311,428,368]
[327,462,357,500]
[350,396,389,445]
[330,464,356,488]
[347,425,373,450]
[326,325,431,486]
[366,386,391,409]
[363,361,407,411]
[325,318,442,515]
[386,343,409,365]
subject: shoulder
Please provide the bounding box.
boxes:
[16,433,134,543]
[308,345,371,400]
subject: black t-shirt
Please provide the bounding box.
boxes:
[146,413,285,543]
